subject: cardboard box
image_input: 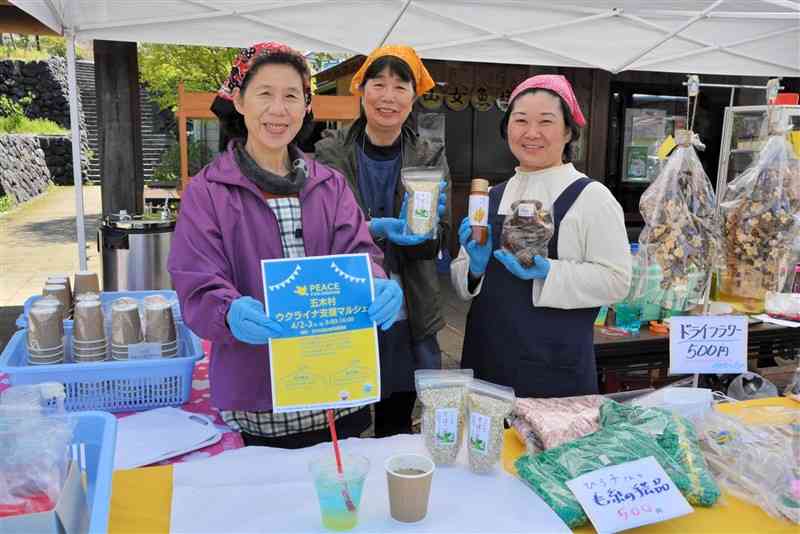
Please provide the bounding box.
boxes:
[0,462,89,534]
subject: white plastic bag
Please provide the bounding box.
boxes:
[698,407,799,524]
[0,383,75,519]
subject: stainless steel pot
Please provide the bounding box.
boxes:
[99,210,175,291]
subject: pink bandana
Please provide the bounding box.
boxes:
[509,75,586,127]
[218,42,310,101]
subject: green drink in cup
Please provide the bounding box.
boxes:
[309,454,369,531]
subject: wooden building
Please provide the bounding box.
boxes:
[315,56,798,254]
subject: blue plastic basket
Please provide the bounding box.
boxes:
[0,323,203,412]
[70,411,117,534]
[16,290,183,329]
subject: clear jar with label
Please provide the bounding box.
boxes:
[468,179,490,245]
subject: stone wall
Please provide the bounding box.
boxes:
[38,135,91,186]
[0,58,91,168]
[0,135,51,203]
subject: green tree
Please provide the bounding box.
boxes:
[138,44,238,111]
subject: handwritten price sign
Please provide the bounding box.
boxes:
[566,457,692,534]
[669,315,748,375]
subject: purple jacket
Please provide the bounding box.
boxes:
[168,144,386,411]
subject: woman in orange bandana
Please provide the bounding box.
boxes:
[315,45,451,437]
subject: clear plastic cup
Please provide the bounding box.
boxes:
[309,454,369,531]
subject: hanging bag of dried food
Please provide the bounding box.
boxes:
[401,167,444,237]
[718,110,800,313]
[637,129,721,313]
[466,379,515,474]
[414,369,473,465]
[500,200,554,267]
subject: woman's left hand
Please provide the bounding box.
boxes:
[493,250,551,280]
[369,278,403,330]
[369,218,427,246]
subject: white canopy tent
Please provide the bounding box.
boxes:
[9,0,800,269]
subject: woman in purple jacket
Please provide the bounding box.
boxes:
[168,42,402,449]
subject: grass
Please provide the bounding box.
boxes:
[0,47,51,62]
[0,195,14,214]
[0,116,68,135]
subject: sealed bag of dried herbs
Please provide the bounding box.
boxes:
[415,369,474,465]
[718,116,800,313]
[636,129,720,312]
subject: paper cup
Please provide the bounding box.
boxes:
[73,351,107,363]
[73,300,106,342]
[28,354,64,365]
[73,338,107,349]
[43,284,71,319]
[75,292,100,303]
[385,454,435,523]
[143,295,177,343]
[74,271,100,296]
[27,304,64,351]
[46,275,72,303]
[111,298,143,346]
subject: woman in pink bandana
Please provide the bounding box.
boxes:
[451,75,632,397]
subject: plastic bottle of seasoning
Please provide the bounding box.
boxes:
[469,179,490,245]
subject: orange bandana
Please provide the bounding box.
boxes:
[350,45,435,97]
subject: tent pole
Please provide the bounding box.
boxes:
[378,0,412,47]
[613,0,725,73]
[66,29,87,271]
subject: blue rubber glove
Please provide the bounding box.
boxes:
[226,296,283,344]
[458,217,492,276]
[369,278,403,331]
[437,180,448,218]
[369,217,427,246]
[493,250,551,280]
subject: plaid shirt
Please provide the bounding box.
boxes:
[221,196,363,437]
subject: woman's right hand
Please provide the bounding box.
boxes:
[226,296,283,345]
[458,217,492,276]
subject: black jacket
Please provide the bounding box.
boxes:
[315,122,451,340]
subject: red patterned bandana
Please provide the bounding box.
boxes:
[218,41,311,101]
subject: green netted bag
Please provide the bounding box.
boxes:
[599,400,720,507]
[514,425,694,528]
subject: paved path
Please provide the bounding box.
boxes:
[0,185,102,307]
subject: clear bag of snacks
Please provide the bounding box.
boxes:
[415,369,473,466]
[500,199,554,267]
[637,130,720,311]
[466,380,514,474]
[718,118,800,312]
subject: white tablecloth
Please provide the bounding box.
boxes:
[170,434,570,533]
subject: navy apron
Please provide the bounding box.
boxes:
[355,146,415,396]
[461,177,600,398]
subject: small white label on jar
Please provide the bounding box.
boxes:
[468,195,489,226]
[517,203,536,217]
[469,412,491,455]
[412,191,433,220]
[434,408,458,447]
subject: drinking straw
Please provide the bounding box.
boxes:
[326,409,356,512]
